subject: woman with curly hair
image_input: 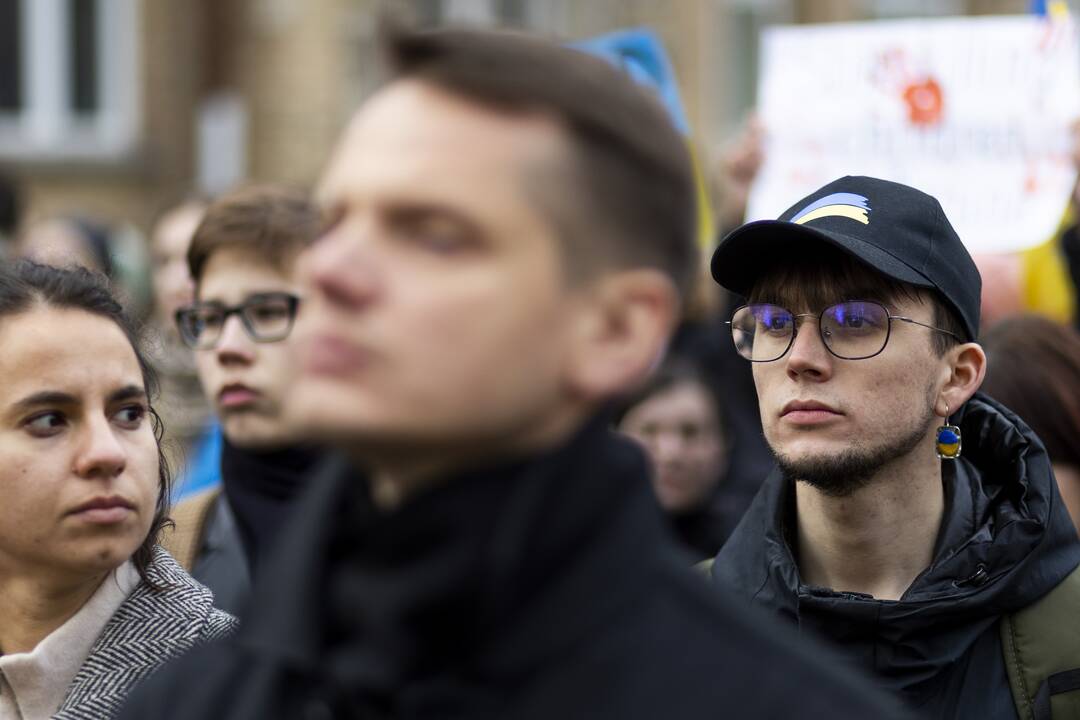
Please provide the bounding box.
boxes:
[0,261,236,720]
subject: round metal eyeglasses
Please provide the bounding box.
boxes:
[726,300,960,362]
[175,292,300,350]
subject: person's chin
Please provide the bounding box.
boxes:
[771,440,849,470]
[66,538,139,574]
[222,415,292,450]
[772,428,848,455]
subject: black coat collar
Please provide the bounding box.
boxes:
[236,417,674,691]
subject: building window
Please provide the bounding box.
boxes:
[0,0,139,162]
[70,0,99,115]
[0,0,22,112]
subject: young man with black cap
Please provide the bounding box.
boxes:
[119,26,908,720]
[708,175,1080,719]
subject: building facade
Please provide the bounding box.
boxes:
[1,0,1031,237]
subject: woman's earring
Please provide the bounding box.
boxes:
[936,401,962,460]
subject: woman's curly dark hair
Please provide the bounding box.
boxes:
[0,259,172,587]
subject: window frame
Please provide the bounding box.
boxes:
[0,0,140,163]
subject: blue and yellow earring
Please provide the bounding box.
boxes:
[936,402,962,460]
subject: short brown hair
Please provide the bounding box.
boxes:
[982,315,1080,467]
[380,23,698,300]
[747,243,965,357]
[188,184,318,289]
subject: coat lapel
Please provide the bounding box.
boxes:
[54,547,237,719]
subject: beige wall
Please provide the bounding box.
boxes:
[18,0,206,233]
[232,0,358,186]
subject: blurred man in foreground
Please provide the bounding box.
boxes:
[708,176,1080,719]
[122,25,905,719]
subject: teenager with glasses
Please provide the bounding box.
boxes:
[705,176,1080,719]
[163,185,323,617]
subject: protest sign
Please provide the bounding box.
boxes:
[749,15,1080,254]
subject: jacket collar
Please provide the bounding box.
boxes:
[56,547,237,718]
[220,438,322,569]
[713,392,1080,694]
[236,415,676,689]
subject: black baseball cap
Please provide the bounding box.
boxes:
[710,176,981,341]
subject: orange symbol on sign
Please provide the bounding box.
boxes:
[902,78,944,127]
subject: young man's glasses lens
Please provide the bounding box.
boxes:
[728,300,958,362]
[175,292,300,350]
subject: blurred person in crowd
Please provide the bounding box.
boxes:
[121,23,907,720]
[982,314,1080,534]
[151,199,206,333]
[0,261,235,719]
[713,112,764,237]
[671,313,773,538]
[615,356,735,558]
[695,114,776,517]
[16,216,114,277]
[707,176,1080,718]
[163,185,323,617]
[146,199,221,500]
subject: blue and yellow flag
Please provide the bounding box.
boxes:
[1021,0,1076,323]
[1030,0,1070,19]
[574,29,715,250]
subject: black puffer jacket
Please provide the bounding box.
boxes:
[711,393,1080,719]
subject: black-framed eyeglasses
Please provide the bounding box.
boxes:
[726,300,961,362]
[175,292,301,350]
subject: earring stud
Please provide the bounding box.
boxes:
[936,401,962,460]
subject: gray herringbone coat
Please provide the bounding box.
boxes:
[52,546,237,720]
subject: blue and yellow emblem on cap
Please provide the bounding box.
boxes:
[791,193,871,226]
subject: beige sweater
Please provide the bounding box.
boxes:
[0,563,138,720]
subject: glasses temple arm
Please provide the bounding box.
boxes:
[891,315,962,340]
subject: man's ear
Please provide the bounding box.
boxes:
[936,342,987,417]
[563,269,679,402]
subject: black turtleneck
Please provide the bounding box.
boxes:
[319,417,662,712]
[220,438,323,571]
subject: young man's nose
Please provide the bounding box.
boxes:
[215,314,256,362]
[785,319,833,380]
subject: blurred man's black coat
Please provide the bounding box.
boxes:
[121,419,907,719]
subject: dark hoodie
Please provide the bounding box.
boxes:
[712,393,1080,719]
